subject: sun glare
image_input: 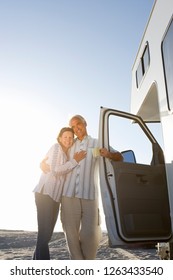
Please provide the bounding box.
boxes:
[0,95,62,231]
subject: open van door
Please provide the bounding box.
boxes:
[98,107,172,246]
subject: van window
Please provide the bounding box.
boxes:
[108,114,153,164]
[136,60,143,88]
[136,43,150,88]
[162,18,173,110]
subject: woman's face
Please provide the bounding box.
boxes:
[59,131,74,150]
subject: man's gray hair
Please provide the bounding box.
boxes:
[69,115,87,127]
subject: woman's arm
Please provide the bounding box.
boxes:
[54,150,87,175]
[40,149,86,175]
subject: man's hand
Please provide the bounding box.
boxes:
[100,148,123,161]
[40,157,50,173]
[99,148,109,158]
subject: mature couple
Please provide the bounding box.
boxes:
[33,115,123,260]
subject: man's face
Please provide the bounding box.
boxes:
[70,118,87,140]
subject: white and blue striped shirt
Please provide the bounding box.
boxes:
[63,136,98,200]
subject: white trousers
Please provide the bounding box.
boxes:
[61,196,102,260]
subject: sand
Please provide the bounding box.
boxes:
[0,230,160,260]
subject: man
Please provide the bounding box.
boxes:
[41,115,123,259]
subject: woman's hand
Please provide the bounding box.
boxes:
[73,150,87,163]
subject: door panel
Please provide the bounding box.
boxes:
[98,107,172,245]
[112,162,171,241]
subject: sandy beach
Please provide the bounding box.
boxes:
[0,230,160,260]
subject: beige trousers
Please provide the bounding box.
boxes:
[61,196,102,260]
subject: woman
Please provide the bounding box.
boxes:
[33,127,86,260]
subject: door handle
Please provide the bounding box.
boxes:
[136,174,148,183]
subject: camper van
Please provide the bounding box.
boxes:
[98,0,173,259]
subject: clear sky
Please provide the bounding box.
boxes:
[0,0,154,231]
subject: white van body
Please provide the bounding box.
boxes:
[98,0,173,258]
[131,0,173,214]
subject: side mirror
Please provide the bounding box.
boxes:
[121,150,136,163]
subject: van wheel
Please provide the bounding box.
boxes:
[169,242,173,260]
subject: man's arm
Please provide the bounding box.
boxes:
[40,157,50,173]
[100,148,123,161]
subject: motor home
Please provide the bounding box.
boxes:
[98,0,173,259]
